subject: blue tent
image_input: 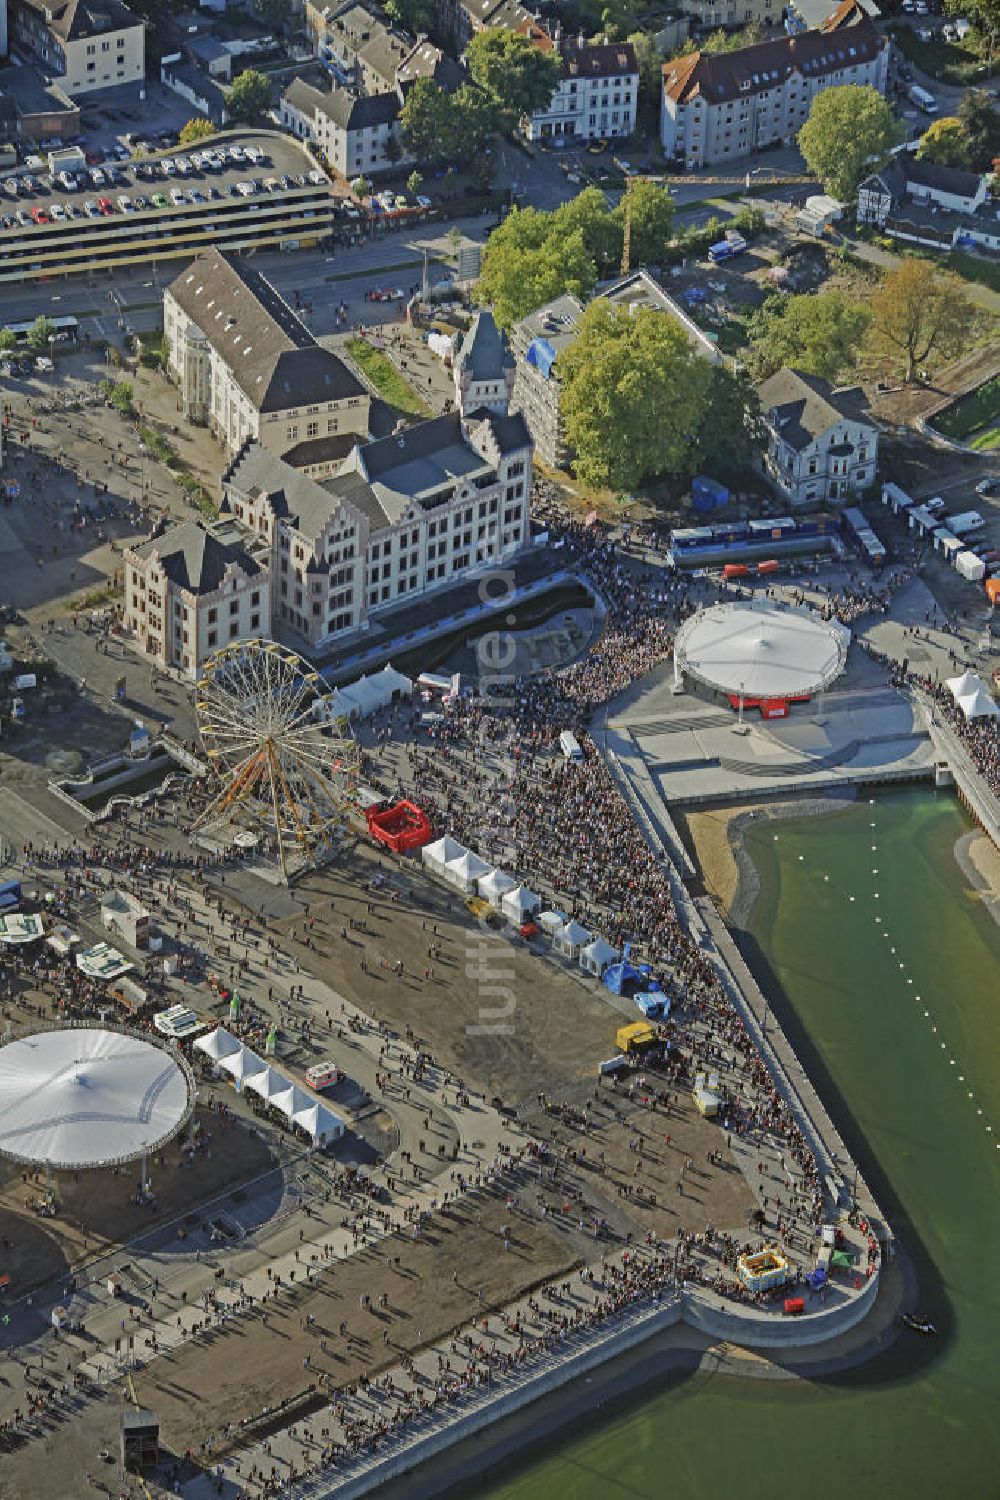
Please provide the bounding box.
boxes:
[603,959,651,996]
[525,338,557,379]
[634,992,670,1020]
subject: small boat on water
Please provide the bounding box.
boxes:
[901,1312,936,1336]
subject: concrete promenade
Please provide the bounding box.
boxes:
[921,698,1000,853]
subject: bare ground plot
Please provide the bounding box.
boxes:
[264,840,627,1104]
[869,344,1000,428]
[133,1194,576,1458]
[0,1113,280,1297]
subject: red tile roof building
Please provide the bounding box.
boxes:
[660,1,888,169]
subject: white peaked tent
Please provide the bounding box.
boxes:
[218,1045,267,1087]
[580,936,619,976]
[478,868,516,906]
[539,908,568,936]
[271,1083,313,1122]
[502,885,542,924]
[946,670,981,702]
[553,919,592,957]
[293,1101,346,1144]
[195,1026,241,1063]
[444,849,493,893]
[957,686,999,721]
[422,835,466,876]
[244,1066,287,1102]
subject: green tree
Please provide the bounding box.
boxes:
[956,89,1000,172]
[178,118,215,146]
[916,116,972,168]
[385,0,434,30]
[400,79,458,165]
[868,258,975,382]
[27,315,58,354]
[100,379,135,416]
[692,366,764,481]
[559,301,713,490]
[627,32,665,111]
[453,82,498,157]
[553,185,622,271]
[352,175,371,202]
[0,329,16,354]
[701,21,766,53]
[747,292,871,383]
[798,85,898,201]
[947,0,998,69]
[612,179,675,266]
[407,170,423,197]
[254,0,290,27]
[466,28,562,130]
[478,208,597,328]
[226,70,271,126]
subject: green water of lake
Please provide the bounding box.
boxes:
[484,788,1000,1500]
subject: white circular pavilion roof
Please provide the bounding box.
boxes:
[0,1028,193,1171]
[673,602,849,701]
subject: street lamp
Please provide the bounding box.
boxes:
[48,335,56,403]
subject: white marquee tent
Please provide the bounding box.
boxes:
[444,849,493,893]
[477,868,516,906]
[218,1045,267,1087]
[328,665,414,722]
[553,919,592,958]
[292,1101,346,1143]
[422,835,466,877]
[501,885,542,924]
[580,936,619,976]
[244,1066,288,1102]
[946,670,982,702]
[539,909,568,936]
[195,1027,242,1063]
[957,686,999,721]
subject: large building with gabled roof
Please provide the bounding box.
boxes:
[10,0,144,96]
[163,246,370,459]
[660,0,888,169]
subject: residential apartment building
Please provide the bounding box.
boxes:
[511,270,721,467]
[10,0,145,97]
[757,367,878,507]
[660,0,888,169]
[526,36,639,144]
[857,156,999,254]
[163,247,369,461]
[280,77,407,177]
[123,520,269,681]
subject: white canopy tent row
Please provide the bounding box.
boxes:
[580,936,619,976]
[444,849,494,894]
[553,919,592,958]
[193,1030,345,1144]
[501,885,542,924]
[477,868,517,906]
[421,835,467,877]
[539,909,568,936]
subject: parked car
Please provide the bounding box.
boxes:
[98,197,114,214]
[975,476,1000,496]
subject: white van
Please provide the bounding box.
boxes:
[559,729,584,763]
[305,1060,343,1091]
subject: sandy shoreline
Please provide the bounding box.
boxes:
[952,829,1000,927]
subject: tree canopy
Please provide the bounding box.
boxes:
[400,80,496,166]
[798,85,897,200]
[0,329,16,354]
[466,28,562,129]
[477,184,675,325]
[178,118,215,145]
[947,0,998,68]
[227,70,270,125]
[558,302,714,490]
[867,258,976,382]
[747,292,871,383]
[384,0,434,33]
[916,116,972,168]
[696,366,764,483]
[956,88,1000,171]
[27,315,58,353]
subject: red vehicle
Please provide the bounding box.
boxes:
[31,206,49,224]
[520,921,540,939]
[98,197,114,215]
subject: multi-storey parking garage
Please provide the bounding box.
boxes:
[0,129,339,284]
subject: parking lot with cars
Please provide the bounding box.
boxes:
[0,130,341,282]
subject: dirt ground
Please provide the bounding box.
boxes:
[673,806,744,918]
[0,1111,279,1297]
[134,1193,575,1458]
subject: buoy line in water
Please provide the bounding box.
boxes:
[776,797,998,1149]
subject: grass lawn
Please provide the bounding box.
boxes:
[933,374,1000,443]
[344,338,431,417]
[945,249,1000,295]
[885,23,988,84]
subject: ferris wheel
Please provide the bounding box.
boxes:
[191,639,361,882]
